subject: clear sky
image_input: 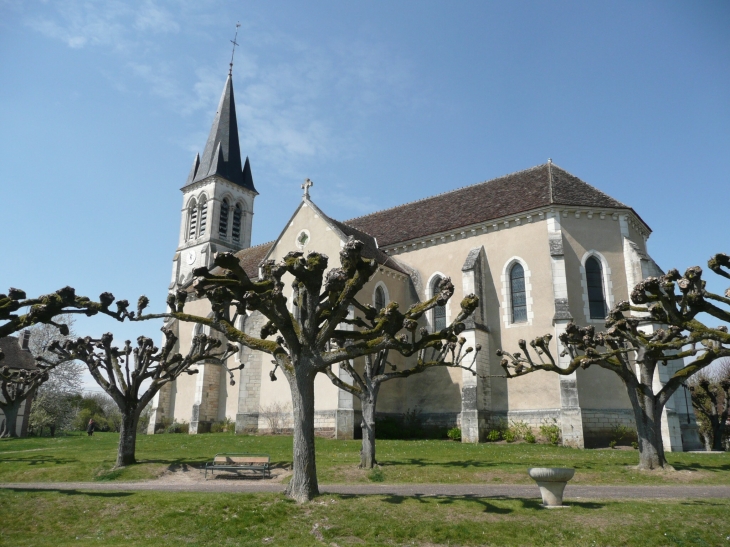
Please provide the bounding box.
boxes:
[1,1,728,389]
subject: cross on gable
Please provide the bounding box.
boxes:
[302,178,313,199]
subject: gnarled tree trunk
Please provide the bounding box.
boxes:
[0,402,20,438]
[360,397,377,469]
[116,407,139,468]
[626,381,670,469]
[284,367,319,503]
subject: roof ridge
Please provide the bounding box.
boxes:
[344,163,548,224]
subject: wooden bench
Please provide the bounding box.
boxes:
[204,453,271,479]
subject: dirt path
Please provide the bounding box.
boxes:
[2,480,729,499]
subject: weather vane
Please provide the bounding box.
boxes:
[229,22,241,76]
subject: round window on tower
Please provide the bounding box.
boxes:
[296,229,310,249]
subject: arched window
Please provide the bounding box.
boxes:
[586,256,607,319]
[219,198,230,238]
[232,203,243,244]
[198,197,207,236]
[510,263,527,323]
[374,285,386,312]
[187,199,198,240]
[430,276,446,332]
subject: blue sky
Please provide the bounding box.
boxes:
[1,1,728,388]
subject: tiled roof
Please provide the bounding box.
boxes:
[0,336,36,370]
[344,163,641,247]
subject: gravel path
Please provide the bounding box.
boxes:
[2,481,729,499]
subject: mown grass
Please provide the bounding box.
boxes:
[0,432,728,485]
[1,489,728,546]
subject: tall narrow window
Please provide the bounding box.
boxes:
[510,263,527,323]
[219,199,230,238]
[187,200,198,240]
[586,256,607,319]
[232,203,242,244]
[431,276,446,332]
[198,198,207,236]
[374,286,386,312]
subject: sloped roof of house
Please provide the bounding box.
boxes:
[343,162,646,247]
[0,336,36,370]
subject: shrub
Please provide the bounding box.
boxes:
[631,441,639,450]
[609,440,617,449]
[166,420,189,434]
[210,417,235,434]
[503,430,516,443]
[610,424,638,446]
[509,420,531,440]
[524,431,536,444]
[539,419,561,446]
[486,429,501,442]
[447,427,461,441]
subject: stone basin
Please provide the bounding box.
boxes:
[527,467,575,507]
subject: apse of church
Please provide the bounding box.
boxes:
[147,72,702,451]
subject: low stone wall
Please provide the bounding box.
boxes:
[581,409,635,447]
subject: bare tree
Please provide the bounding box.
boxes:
[137,238,478,502]
[688,358,730,451]
[498,254,730,470]
[44,323,239,467]
[0,356,52,438]
[325,340,480,469]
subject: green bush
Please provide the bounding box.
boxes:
[210,417,235,434]
[609,440,617,449]
[631,441,639,450]
[368,468,385,482]
[539,419,561,446]
[610,424,638,446]
[166,421,189,434]
[486,429,501,442]
[503,430,516,443]
[524,431,536,444]
[447,427,461,441]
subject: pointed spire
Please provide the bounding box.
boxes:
[186,74,257,193]
[185,153,200,186]
[242,156,254,190]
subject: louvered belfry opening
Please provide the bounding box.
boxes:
[219,199,230,238]
[188,200,198,240]
[199,198,207,235]
[232,203,242,243]
[586,256,607,319]
[510,263,527,323]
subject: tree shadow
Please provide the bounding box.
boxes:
[377,458,498,469]
[672,461,730,473]
[5,487,133,498]
[0,455,77,465]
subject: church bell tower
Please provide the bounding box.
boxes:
[170,73,257,290]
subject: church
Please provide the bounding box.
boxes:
[147,72,701,450]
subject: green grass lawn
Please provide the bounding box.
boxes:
[0,432,728,485]
[1,489,728,546]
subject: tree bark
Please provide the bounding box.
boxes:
[0,403,20,438]
[710,420,725,451]
[360,397,377,469]
[284,368,319,503]
[116,407,140,468]
[626,384,670,469]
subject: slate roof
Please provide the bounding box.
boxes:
[183,74,257,193]
[344,163,645,247]
[0,336,36,370]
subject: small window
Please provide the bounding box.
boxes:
[586,256,607,319]
[430,276,447,332]
[510,263,527,323]
[187,199,198,240]
[374,285,386,312]
[219,199,229,238]
[198,198,207,235]
[232,203,242,244]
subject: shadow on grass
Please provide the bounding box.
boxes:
[672,462,730,473]
[377,458,499,469]
[338,493,605,513]
[0,456,78,465]
[6,487,134,498]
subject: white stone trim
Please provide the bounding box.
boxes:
[501,257,534,328]
[426,271,450,331]
[579,250,614,324]
[372,281,389,309]
[295,228,311,250]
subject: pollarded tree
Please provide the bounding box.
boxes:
[0,348,52,438]
[324,306,481,468]
[0,287,131,340]
[688,359,730,451]
[44,323,239,468]
[137,238,479,502]
[497,254,730,470]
